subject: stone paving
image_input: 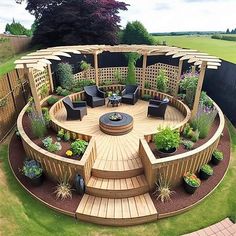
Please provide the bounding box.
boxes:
[184,218,236,236]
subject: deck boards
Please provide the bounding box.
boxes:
[55,100,184,177]
[76,193,158,226]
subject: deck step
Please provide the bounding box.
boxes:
[86,175,149,198]
[92,158,143,179]
[76,193,158,226]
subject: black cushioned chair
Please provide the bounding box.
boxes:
[84,85,105,108]
[63,97,87,121]
[121,85,139,105]
[147,98,169,119]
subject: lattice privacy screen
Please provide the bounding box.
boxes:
[73,63,179,95]
[32,68,50,101]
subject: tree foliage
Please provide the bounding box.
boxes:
[126,53,141,85]
[121,21,154,45]
[5,19,32,37]
[23,0,128,46]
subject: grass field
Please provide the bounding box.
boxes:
[0,121,235,236]
[154,35,236,63]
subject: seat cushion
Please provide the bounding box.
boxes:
[93,96,104,101]
[122,94,133,99]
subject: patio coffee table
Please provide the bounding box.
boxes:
[107,95,121,107]
[99,112,133,135]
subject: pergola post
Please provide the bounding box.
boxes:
[175,60,183,97]
[191,61,207,119]
[27,68,43,117]
[94,52,99,86]
[47,64,54,93]
[191,65,196,75]
[141,53,148,96]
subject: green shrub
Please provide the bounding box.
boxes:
[212,150,224,160]
[156,70,168,93]
[39,84,49,97]
[200,164,213,175]
[57,129,64,139]
[180,76,198,108]
[114,69,123,84]
[43,109,51,127]
[80,60,91,71]
[126,53,140,85]
[47,97,59,106]
[26,106,33,114]
[182,140,194,150]
[64,132,70,142]
[154,127,180,151]
[56,86,63,95]
[144,81,151,89]
[57,62,75,90]
[200,91,213,108]
[60,89,71,97]
[190,104,217,139]
[42,107,49,114]
[142,94,152,101]
[71,139,89,156]
[42,136,61,153]
[191,129,200,142]
[31,117,47,138]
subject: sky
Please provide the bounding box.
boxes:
[0,0,235,33]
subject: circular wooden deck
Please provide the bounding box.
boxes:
[54,99,185,176]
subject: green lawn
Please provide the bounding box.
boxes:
[154,35,236,63]
[0,121,235,236]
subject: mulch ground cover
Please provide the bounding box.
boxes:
[150,124,230,215]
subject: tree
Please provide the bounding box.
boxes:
[121,21,154,45]
[5,19,32,36]
[126,53,141,85]
[22,0,128,46]
[226,28,230,34]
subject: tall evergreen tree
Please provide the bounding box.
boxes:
[121,21,154,45]
[21,0,128,46]
[5,19,32,36]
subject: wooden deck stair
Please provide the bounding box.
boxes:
[86,175,149,198]
[76,193,158,226]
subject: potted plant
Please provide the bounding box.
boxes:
[71,139,89,159]
[154,127,180,156]
[211,149,224,165]
[22,160,43,186]
[183,172,201,194]
[199,164,213,180]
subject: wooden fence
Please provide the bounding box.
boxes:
[0,69,30,142]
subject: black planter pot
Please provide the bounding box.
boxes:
[157,147,177,158]
[199,169,212,180]
[183,179,198,194]
[27,174,43,186]
[211,156,221,165]
[74,174,85,195]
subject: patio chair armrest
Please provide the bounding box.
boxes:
[149,99,162,106]
[97,88,105,98]
[121,88,126,96]
[73,101,87,108]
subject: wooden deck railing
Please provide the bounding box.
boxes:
[139,100,225,189]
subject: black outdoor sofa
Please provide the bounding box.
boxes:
[147,98,169,119]
[84,85,105,108]
[121,85,139,105]
[62,97,87,121]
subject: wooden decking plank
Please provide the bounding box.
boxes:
[106,198,115,218]
[114,199,122,219]
[143,193,157,214]
[98,197,108,218]
[139,194,151,215]
[83,195,95,215]
[128,197,139,218]
[76,194,89,213]
[122,198,131,219]
[134,196,146,217]
[90,197,102,216]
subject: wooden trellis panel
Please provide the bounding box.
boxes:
[144,63,179,95]
[32,68,50,101]
[99,67,127,85]
[74,68,95,81]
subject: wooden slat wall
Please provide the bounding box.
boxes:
[0,69,29,142]
[17,104,97,185]
[139,101,225,189]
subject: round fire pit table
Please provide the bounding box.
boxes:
[99,112,133,135]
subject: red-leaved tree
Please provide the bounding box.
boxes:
[20,0,128,46]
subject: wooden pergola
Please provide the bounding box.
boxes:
[14,45,221,118]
